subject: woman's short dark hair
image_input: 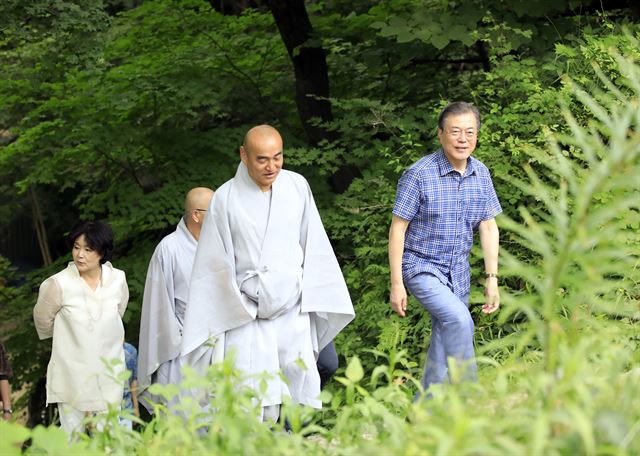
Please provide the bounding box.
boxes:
[68,221,114,264]
[438,102,481,130]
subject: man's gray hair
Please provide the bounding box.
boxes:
[438,102,481,130]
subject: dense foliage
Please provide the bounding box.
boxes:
[0,1,638,452]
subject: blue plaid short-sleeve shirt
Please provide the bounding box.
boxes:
[393,149,502,298]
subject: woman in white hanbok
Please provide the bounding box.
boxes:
[33,221,129,438]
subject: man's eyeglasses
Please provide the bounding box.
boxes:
[447,129,477,139]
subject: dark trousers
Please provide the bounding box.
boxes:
[316,341,338,390]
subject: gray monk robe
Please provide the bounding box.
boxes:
[138,218,196,411]
[182,162,355,411]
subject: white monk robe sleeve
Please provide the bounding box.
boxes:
[299,180,355,352]
[181,185,253,357]
[138,249,182,391]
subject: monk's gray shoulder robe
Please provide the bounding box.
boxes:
[181,162,355,408]
[138,218,196,397]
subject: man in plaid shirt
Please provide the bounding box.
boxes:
[389,102,501,394]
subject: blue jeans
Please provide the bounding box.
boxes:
[406,273,477,392]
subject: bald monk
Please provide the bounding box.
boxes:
[138,187,214,413]
[182,125,355,421]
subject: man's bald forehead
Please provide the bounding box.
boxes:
[243,125,282,152]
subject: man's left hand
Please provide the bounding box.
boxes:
[482,278,500,314]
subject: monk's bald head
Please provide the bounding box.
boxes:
[240,124,284,192]
[184,187,214,218]
[242,124,282,155]
[184,187,214,240]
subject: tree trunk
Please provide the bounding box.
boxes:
[266,0,334,146]
[28,186,52,267]
[266,0,361,192]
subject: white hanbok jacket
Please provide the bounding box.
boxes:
[33,262,128,411]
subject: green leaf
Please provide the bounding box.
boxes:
[345,356,364,383]
[431,34,450,50]
[0,421,30,455]
[30,425,69,453]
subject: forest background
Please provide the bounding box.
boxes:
[0,0,639,454]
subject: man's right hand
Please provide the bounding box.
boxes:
[390,284,407,317]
